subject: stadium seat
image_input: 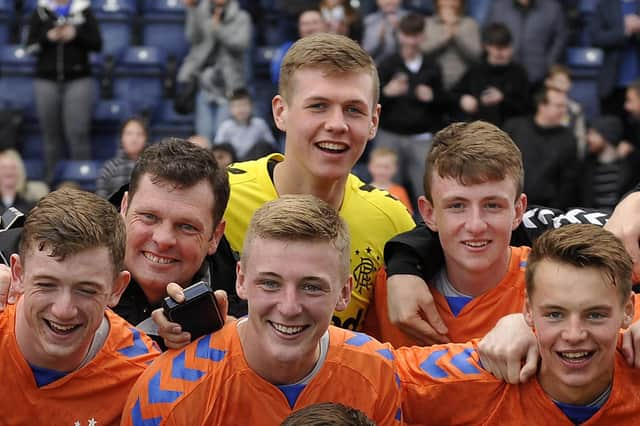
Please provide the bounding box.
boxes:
[92,0,136,59]
[113,46,166,115]
[0,0,12,44]
[566,47,604,121]
[150,99,194,141]
[92,99,134,160]
[52,160,103,192]
[0,45,36,115]
[140,0,189,62]
[404,0,434,14]
[24,158,44,181]
[20,124,43,160]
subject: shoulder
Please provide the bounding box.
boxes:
[227,154,280,186]
[104,310,160,365]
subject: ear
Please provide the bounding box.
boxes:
[368,104,381,140]
[235,261,248,301]
[107,270,131,307]
[207,220,226,256]
[10,254,24,293]
[512,193,527,230]
[622,292,635,329]
[334,276,353,312]
[524,292,534,328]
[418,195,438,232]
[120,191,129,219]
[272,95,287,132]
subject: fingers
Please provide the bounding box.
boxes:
[0,264,12,311]
[166,282,185,302]
[519,344,539,383]
[213,290,228,324]
[151,308,191,350]
[401,316,450,345]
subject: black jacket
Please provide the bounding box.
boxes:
[26,4,102,81]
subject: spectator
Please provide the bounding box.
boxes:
[376,12,447,200]
[270,9,328,85]
[320,0,363,40]
[188,134,212,149]
[453,22,529,126]
[544,64,587,158]
[581,115,636,211]
[211,142,238,167]
[177,0,252,142]
[95,117,148,199]
[486,0,567,91]
[361,0,407,65]
[367,147,413,213]
[503,87,580,208]
[26,0,102,184]
[0,150,36,215]
[589,0,640,118]
[214,88,277,160]
[422,0,482,90]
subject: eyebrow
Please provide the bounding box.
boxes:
[303,95,369,107]
[539,304,613,311]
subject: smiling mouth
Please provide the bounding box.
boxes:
[143,252,176,265]
[45,319,81,335]
[316,142,348,153]
[269,321,308,336]
[463,241,489,248]
[558,351,594,363]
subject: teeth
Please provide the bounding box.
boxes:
[272,323,305,335]
[561,352,590,359]
[143,252,174,264]
[464,241,488,248]
[317,142,347,152]
[48,321,78,333]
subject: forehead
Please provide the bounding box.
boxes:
[22,246,116,288]
[430,173,518,199]
[245,237,341,274]
[129,174,215,226]
[288,66,376,108]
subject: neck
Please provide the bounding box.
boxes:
[273,161,347,210]
[372,180,391,190]
[14,298,94,372]
[444,248,511,297]
[401,47,420,61]
[237,321,320,385]
[539,365,613,406]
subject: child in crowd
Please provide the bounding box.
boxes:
[211,142,238,168]
[95,117,147,198]
[214,88,277,161]
[368,146,413,213]
[581,115,635,211]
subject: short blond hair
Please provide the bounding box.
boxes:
[279,33,380,107]
[0,149,27,194]
[241,195,351,280]
[526,224,633,304]
[423,121,524,202]
[369,146,398,163]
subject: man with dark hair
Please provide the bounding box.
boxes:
[453,22,530,126]
[375,12,446,200]
[503,87,580,208]
[282,402,376,426]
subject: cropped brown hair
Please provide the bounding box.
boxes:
[128,137,230,227]
[241,195,350,280]
[281,402,375,426]
[279,33,380,107]
[20,187,126,275]
[526,224,633,303]
[423,121,524,201]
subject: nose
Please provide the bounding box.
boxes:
[324,107,348,133]
[152,221,177,250]
[278,285,303,318]
[561,316,587,344]
[465,206,488,234]
[50,289,78,320]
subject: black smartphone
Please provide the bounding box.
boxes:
[162,281,224,340]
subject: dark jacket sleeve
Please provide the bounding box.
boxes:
[209,234,247,318]
[72,9,102,52]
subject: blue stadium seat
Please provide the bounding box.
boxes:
[20,123,43,161]
[92,0,135,59]
[150,99,194,140]
[92,99,134,160]
[141,0,189,61]
[0,0,12,44]
[566,47,604,121]
[404,0,434,14]
[579,0,599,13]
[52,160,103,192]
[0,45,36,115]
[24,158,44,181]
[113,46,166,115]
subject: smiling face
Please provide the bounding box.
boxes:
[525,259,633,405]
[12,247,129,372]
[273,67,379,184]
[420,175,525,295]
[121,174,225,303]
[236,237,351,384]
